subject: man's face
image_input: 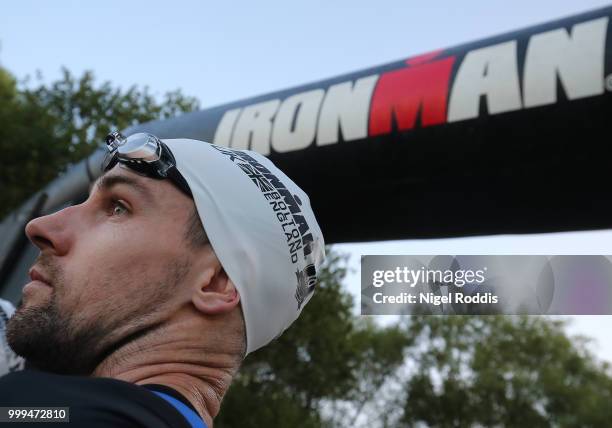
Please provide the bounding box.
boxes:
[7,165,197,375]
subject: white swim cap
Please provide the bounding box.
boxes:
[163,140,325,355]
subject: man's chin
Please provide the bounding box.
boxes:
[7,304,53,353]
[6,303,106,376]
[7,304,67,374]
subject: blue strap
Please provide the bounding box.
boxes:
[152,390,207,428]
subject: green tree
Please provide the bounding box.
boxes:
[217,253,612,428]
[0,67,64,220]
[0,66,199,219]
[216,249,412,428]
[394,316,612,428]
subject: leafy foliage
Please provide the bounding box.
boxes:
[0,66,199,219]
[398,316,612,428]
[218,254,612,428]
[216,249,413,428]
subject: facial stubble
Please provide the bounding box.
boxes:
[6,258,191,375]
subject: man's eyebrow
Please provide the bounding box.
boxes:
[92,174,155,205]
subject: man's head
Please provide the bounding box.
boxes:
[7,164,245,374]
[7,136,325,375]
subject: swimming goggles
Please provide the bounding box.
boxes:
[102,132,192,198]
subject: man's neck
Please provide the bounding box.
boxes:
[136,369,228,428]
[92,314,240,428]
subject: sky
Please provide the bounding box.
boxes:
[2,0,612,361]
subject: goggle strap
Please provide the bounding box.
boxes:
[167,167,193,198]
[102,150,119,172]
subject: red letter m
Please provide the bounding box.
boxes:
[369,53,455,136]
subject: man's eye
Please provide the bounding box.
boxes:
[109,199,129,216]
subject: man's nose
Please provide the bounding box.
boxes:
[25,206,77,256]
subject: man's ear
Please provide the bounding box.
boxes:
[191,259,240,315]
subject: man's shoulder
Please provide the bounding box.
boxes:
[0,369,153,403]
[0,370,192,428]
